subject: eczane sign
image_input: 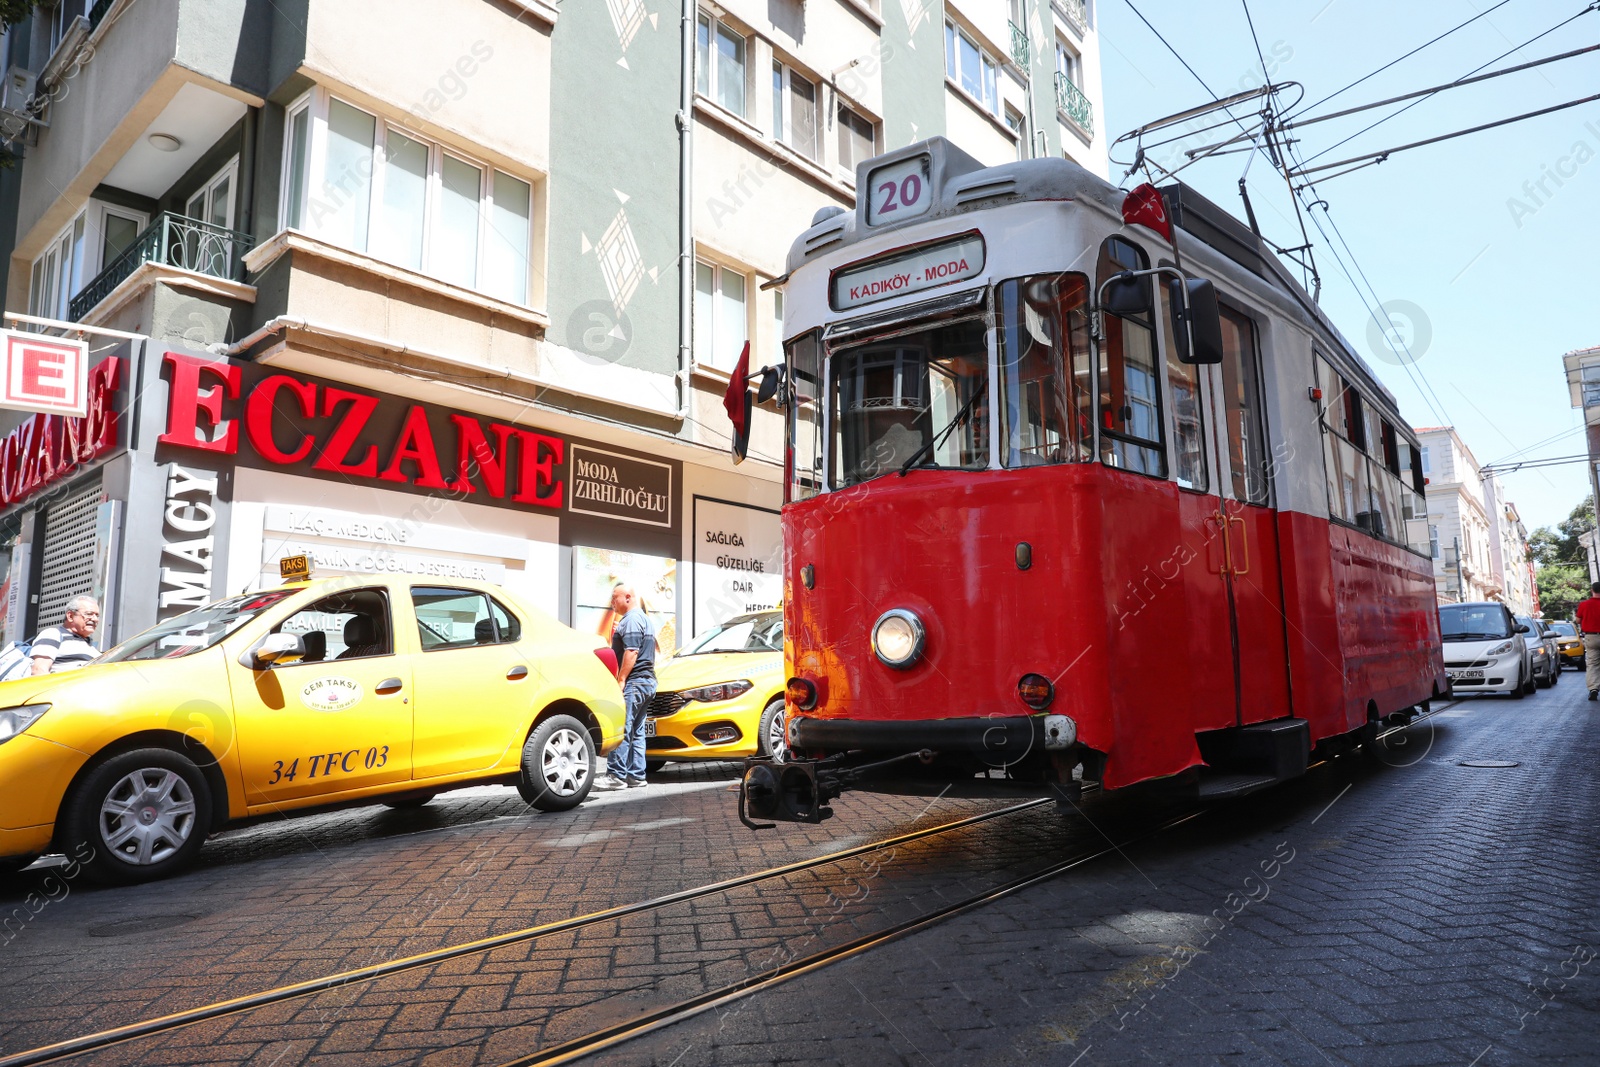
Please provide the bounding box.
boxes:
[831,232,985,311]
[0,330,89,416]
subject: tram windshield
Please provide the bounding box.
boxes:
[831,319,989,486]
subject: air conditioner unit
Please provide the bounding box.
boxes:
[1,66,36,114]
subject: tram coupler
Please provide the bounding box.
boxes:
[739,749,936,830]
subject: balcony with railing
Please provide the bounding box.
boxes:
[1008,21,1030,68]
[68,212,254,321]
[1055,72,1093,137]
[1055,0,1088,35]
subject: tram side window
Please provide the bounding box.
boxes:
[1160,279,1207,490]
[1316,354,1349,522]
[997,273,1092,467]
[1396,440,1431,555]
[1218,307,1269,505]
[786,331,824,501]
[1095,238,1164,477]
[831,319,989,486]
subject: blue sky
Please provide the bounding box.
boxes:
[1096,0,1598,532]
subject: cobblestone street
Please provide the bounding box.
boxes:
[0,680,1594,1066]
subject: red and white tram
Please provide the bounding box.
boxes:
[738,137,1446,827]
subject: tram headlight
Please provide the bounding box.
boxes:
[871,609,926,669]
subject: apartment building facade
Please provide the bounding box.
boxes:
[1418,426,1533,614]
[0,0,1105,647]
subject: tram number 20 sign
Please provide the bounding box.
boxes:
[0,329,90,418]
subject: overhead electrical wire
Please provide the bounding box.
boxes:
[1288,3,1600,177]
[1288,0,1515,119]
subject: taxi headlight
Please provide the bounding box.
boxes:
[680,680,754,703]
[0,704,50,744]
[1485,641,1514,657]
[872,609,925,669]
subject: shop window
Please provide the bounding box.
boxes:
[1095,237,1164,477]
[280,93,535,306]
[998,273,1092,467]
[945,21,1000,115]
[773,61,819,160]
[837,104,877,176]
[696,12,747,117]
[694,259,748,371]
[277,589,393,661]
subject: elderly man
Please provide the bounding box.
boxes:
[30,594,102,675]
[593,582,658,791]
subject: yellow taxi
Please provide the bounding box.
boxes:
[1546,620,1584,671]
[0,572,624,884]
[645,609,785,768]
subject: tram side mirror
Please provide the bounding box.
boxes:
[1178,277,1224,365]
[1101,271,1152,318]
[757,364,785,409]
[239,632,305,670]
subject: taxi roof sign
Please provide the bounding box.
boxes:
[280,553,313,583]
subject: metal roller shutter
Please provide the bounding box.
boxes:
[37,477,103,626]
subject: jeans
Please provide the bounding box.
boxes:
[608,678,656,781]
[1585,634,1600,692]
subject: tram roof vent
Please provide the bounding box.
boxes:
[952,174,1019,207]
[801,214,849,259]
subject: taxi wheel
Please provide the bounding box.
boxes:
[64,749,211,886]
[758,699,787,764]
[519,715,594,811]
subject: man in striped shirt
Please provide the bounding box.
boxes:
[30,595,102,675]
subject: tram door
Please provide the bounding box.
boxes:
[1204,307,1293,725]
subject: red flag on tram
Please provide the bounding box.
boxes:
[1120,183,1172,242]
[723,341,753,465]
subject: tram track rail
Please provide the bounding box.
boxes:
[0,798,1053,1067]
[2,705,1454,1066]
[496,806,1212,1067]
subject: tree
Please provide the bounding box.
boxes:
[1532,494,1596,619]
[0,2,44,29]
[1536,565,1589,622]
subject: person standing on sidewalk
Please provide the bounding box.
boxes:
[593,582,658,790]
[1578,582,1600,700]
[29,595,102,675]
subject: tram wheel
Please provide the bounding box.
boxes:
[518,715,594,811]
[62,748,212,885]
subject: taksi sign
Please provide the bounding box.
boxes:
[831,231,985,311]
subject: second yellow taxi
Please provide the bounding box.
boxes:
[645,609,786,769]
[0,572,624,884]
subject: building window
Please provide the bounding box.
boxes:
[694,259,748,372]
[772,61,819,160]
[837,104,877,176]
[1005,105,1028,159]
[696,12,747,118]
[281,93,535,307]
[1421,446,1431,474]
[944,21,999,115]
[1055,39,1079,85]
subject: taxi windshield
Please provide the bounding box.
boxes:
[678,612,783,655]
[100,590,300,662]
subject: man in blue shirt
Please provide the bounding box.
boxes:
[594,582,657,790]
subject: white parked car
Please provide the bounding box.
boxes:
[1439,602,1534,699]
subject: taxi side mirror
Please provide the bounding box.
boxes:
[240,632,305,670]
